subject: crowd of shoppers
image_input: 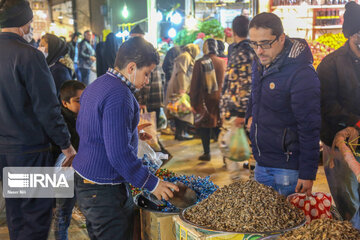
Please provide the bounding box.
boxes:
[1,0,360,239]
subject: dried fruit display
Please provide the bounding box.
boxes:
[183,180,304,233]
[278,219,360,240]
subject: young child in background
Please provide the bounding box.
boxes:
[54,80,85,240]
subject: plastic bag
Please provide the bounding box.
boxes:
[157,107,167,130]
[138,140,164,174]
[227,128,251,162]
[219,126,232,156]
[139,109,161,151]
[54,153,73,180]
[166,93,192,117]
[288,192,333,223]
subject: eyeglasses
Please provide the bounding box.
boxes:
[249,36,279,50]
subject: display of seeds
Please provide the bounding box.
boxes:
[278,219,360,240]
[184,180,304,233]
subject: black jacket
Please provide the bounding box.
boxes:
[50,62,72,97]
[317,41,360,146]
[0,32,70,153]
[162,46,181,83]
[53,107,79,159]
[96,33,118,77]
[67,41,76,60]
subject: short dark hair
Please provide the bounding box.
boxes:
[114,37,159,70]
[217,40,225,52]
[60,80,86,103]
[84,30,91,36]
[71,32,81,41]
[232,15,250,38]
[249,12,284,37]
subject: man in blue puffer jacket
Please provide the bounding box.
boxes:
[246,13,321,196]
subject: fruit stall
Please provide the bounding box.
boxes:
[267,1,356,68]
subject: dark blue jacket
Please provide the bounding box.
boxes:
[0,32,70,153]
[248,37,321,180]
[50,61,72,97]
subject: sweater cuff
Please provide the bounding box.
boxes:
[150,178,160,193]
[142,173,159,192]
[60,140,71,150]
[298,169,317,181]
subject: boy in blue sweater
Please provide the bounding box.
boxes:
[72,37,178,239]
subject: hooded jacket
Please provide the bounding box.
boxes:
[44,34,73,96]
[96,33,118,77]
[0,32,70,153]
[248,37,321,180]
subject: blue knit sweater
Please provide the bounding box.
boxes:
[72,70,159,191]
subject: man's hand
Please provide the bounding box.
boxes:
[90,56,96,62]
[139,105,147,111]
[61,145,77,167]
[295,179,313,196]
[153,180,179,201]
[234,117,245,128]
[138,123,151,130]
[138,123,153,141]
[139,131,152,141]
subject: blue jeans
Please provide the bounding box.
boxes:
[79,68,90,85]
[54,196,76,240]
[323,144,360,230]
[254,164,299,196]
[74,63,82,82]
[75,173,134,240]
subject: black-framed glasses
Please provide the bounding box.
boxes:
[249,36,279,50]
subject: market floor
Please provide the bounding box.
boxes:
[0,135,330,239]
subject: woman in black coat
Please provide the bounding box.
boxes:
[39,33,74,97]
[96,32,119,77]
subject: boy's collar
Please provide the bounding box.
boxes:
[106,68,137,93]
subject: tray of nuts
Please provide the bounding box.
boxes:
[273,218,360,240]
[180,180,306,235]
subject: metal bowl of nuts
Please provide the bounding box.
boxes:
[180,207,306,236]
[180,180,306,236]
[261,218,360,240]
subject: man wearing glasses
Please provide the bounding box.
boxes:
[246,13,321,197]
[317,1,360,229]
